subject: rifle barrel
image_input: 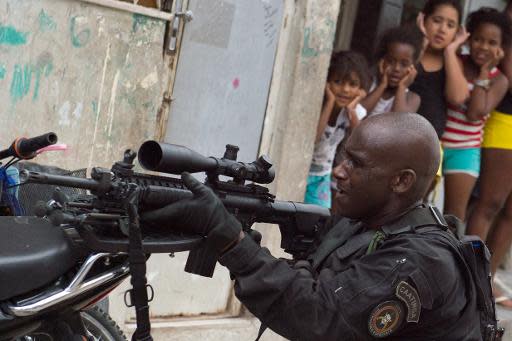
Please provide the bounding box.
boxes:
[21,171,102,191]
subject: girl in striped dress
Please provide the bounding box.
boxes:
[442,8,510,221]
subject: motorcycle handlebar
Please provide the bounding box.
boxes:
[0,132,58,160]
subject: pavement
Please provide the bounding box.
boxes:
[496,270,512,340]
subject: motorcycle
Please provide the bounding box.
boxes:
[0,133,128,340]
[1,134,328,341]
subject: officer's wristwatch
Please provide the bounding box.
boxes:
[474,78,491,90]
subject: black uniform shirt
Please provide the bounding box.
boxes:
[219,209,481,340]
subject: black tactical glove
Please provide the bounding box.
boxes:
[141,172,242,253]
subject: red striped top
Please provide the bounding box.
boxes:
[441,67,501,149]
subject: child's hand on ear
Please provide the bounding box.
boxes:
[378,60,390,88]
[346,89,366,127]
[325,82,336,103]
[482,47,505,74]
[416,13,429,53]
[447,26,470,52]
[398,65,418,89]
[416,12,427,36]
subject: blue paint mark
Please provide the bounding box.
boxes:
[132,13,162,33]
[33,61,53,100]
[10,64,33,103]
[70,16,90,47]
[0,24,28,45]
[132,14,148,33]
[0,65,6,79]
[302,28,317,58]
[39,10,57,32]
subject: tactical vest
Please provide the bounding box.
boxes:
[377,205,503,341]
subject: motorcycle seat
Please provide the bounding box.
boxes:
[0,216,78,301]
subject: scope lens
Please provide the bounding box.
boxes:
[138,141,163,170]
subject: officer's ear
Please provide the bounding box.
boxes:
[390,169,416,194]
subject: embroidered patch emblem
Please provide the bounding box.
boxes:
[395,281,421,323]
[368,301,404,338]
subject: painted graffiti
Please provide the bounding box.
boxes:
[33,53,54,100]
[8,55,54,103]
[0,24,28,46]
[58,101,83,126]
[39,10,57,32]
[10,64,32,103]
[70,16,91,48]
[132,13,162,34]
[302,18,336,58]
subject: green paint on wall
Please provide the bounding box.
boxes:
[301,28,317,58]
[8,60,53,102]
[10,64,33,103]
[32,61,53,100]
[301,19,336,59]
[132,13,162,33]
[0,65,6,79]
[0,24,28,45]
[132,14,148,33]
[39,10,57,32]
[70,16,90,48]
[91,101,98,116]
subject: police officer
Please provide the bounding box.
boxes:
[142,113,481,340]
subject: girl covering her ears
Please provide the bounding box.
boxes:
[441,7,509,222]
[304,51,370,209]
[466,3,512,308]
[410,0,470,138]
[362,25,424,115]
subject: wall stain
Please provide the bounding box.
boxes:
[39,10,57,32]
[70,16,91,47]
[0,24,28,46]
[0,65,6,79]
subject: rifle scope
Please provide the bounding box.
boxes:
[137,141,275,184]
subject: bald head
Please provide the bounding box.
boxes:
[354,113,440,199]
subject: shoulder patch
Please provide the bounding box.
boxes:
[395,281,421,323]
[368,300,404,338]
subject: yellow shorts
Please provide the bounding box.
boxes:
[436,144,443,179]
[482,111,512,150]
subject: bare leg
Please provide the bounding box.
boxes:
[487,193,512,275]
[467,149,512,240]
[443,173,477,221]
[468,148,512,307]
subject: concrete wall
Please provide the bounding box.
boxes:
[0,0,169,170]
[0,0,342,339]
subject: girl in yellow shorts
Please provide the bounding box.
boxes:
[467,109,512,275]
[466,3,512,308]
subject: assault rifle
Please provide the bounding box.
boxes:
[21,141,330,277]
